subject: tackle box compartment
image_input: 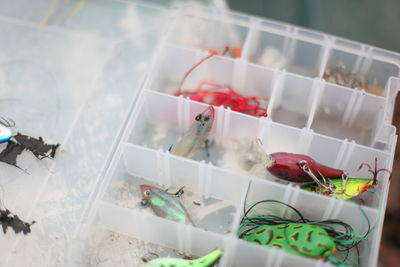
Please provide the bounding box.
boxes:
[0,1,399,267]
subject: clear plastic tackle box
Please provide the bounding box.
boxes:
[0,1,398,267]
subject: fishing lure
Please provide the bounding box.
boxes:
[140,184,193,224]
[242,223,336,258]
[301,158,391,200]
[169,106,214,159]
[238,200,370,266]
[265,152,344,183]
[235,138,390,199]
[141,249,222,267]
[236,138,344,183]
[0,117,14,143]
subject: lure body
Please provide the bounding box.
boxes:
[140,184,193,224]
[302,178,374,200]
[0,125,12,143]
[242,223,336,259]
[171,106,214,158]
[141,249,222,267]
[267,152,344,183]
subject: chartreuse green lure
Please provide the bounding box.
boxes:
[302,178,374,200]
[301,157,391,200]
[242,223,336,258]
[141,249,223,267]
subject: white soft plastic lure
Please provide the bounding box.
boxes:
[0,118,14,143]
[170,106,214,158]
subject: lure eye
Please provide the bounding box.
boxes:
[195,114,202,121]
[144,190,151,197]
[204,116,210,121]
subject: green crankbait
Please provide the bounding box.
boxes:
[302,178,374,200]
[141,249,222,267]
[301,158,391,200]
[140,184,193,224]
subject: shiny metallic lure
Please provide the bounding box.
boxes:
[140,184,193,224]
[170,106,214,158]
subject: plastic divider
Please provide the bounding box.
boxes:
[143,43,395,150]
[165,6,400,102]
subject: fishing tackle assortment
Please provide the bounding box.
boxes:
[169,106,214,159]
[140,249,222,267]
[140,184,194,224]
[174,46,268,117]
[235,138,390,200]
[237,200,370,266]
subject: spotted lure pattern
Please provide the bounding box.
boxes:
[140,184,193,224]
[242,223,336,258]
[141,249,222,267]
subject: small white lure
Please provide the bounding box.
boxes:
[0,117,14,143]
[170,106,214,159]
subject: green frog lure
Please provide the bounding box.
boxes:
[237,200,370,267]
[141,249,222,267]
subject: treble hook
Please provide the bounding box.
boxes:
[357,157,392,185]
[298,160,340,195]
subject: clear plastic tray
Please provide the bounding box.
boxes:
[0,1,398,267]
[0,1,168,266]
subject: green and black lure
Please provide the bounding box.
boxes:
[237,200,370,267]
[242,223,336,259]
[141,249,222,267]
